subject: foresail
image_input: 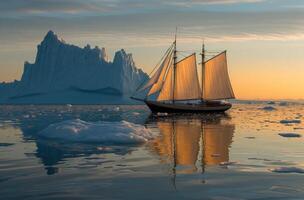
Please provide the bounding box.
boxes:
[157,63,173,101]
[137,45,173,92]
[174,54,201,100]
[203,52,235,100]
[137,64,162,92]
[148,50,174,96]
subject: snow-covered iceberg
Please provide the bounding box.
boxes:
[38,119,156,144]
[0,30,148,104]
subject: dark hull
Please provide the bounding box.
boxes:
[145,100,232,113]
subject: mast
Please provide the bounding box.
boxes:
[172,28,177,103]
[201,42,205,101]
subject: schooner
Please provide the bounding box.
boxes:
[132,38,235,113]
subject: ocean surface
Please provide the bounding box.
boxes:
[0,102,304,199]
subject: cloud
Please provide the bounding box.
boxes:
[0,0,267,16]
[1,0,304,50]
[0,0,114,15]
[165,0,264,6]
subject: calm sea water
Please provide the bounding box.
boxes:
[0,103,304,199]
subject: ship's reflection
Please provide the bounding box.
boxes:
[147,113,235,174]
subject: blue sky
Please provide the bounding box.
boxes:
[0,0,304,99]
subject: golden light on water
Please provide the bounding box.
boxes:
[149,116,235,174]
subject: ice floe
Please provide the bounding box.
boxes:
[278,133,301,138]
[0,143,14,147]
[270,167,304,174]
[261,106,276,111]
[156,112,168,117]
[38,119,155,144]
[280,119,301,124]
[244,136,256,139]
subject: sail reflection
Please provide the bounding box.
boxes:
[148,114,235,174]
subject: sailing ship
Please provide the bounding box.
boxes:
[132,37,235,113]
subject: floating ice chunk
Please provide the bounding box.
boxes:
[156,112,168,117]
[280,120,301,124]
[66,104,72,107]
[0,143,14,147]
[278,133,301,138]
[261,106,276,111]
[245,136,256,139]
[270,167,304,174]
[270,185,301,193]
[38,119,155,144]
[132,112,140,116]
[23,114,30,118]
[248,157,278,162]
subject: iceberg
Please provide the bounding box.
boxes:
[0,30,148,104]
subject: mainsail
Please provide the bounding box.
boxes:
[157,53,201,101]
[174,54,201,100]
[203,51,235,100]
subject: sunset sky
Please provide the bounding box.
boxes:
[0,0,304,100]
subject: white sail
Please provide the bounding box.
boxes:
[148,50,174,96]
[203,52,235,100]
[137,46,173,92]
[174,54,201,100]
[157,63,173,101]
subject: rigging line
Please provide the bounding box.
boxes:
[206,51,222,53]
[204,50,226,64]
[149,43,175,76]
[205,55,219,58]
[178,50,199,53]
[176,52,189,59]
[176,53,196,65]
[147,49,175,98]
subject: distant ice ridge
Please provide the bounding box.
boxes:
[0,30,148,103]
[38,119,156,144]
